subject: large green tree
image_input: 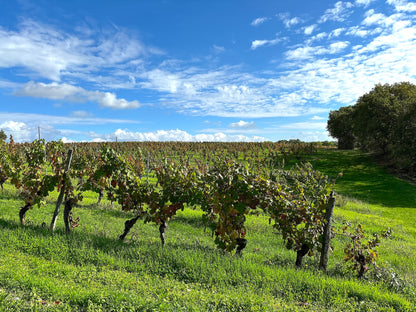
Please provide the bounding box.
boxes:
[392,98,416,174]
[353,82,416,155]
[327,105,355,150]
[327,82,416,175]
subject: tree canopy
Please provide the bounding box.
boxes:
[327,82,416,175]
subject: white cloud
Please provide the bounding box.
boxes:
[319,1,354,23]
[286,41,349,60]
[271,14,416,108]
[355,0,375,6]
[251,37,282,50]
[286,17,302,28]
[0,19,154,81]
[306,32,329,44]
[16,81,140,109]
[278,13,302,28]
[136,64,332,118]
[346,26,369,37]
[328,41,350,53]
[0,121,63,142]
[140,69,182,93]
[304,25,317,35]
[251,17,268,26]
[88,91,140,109]
[329,28,345,37]
[0,121,34,142]
[16,81,83,100]
[61,137,75,143]
[229,120,257,129]
[387,0,416,12]
[362,10,386,26]
[356,23,416,54]
[285,47,315,60]
[110,128,266,142]
[0,120,26,131]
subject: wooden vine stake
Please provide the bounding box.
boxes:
[319,191,336,271]
[50,149,73,231]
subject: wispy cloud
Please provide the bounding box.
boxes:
[319,1,354,23]
[346,26,369,37]
[278,13,303,28]
[251,17,269,26]
[0,112,138,126]
[251,37,283,49]
[16,81,140,109]
[70,110,94,118]
[229,120,257,129]
[286,41,350,60]
[0,19,156,81]
[355,0,375,7]
[212,45,226,54]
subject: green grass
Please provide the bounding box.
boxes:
[306,149,416,208]
[0,149,415,311]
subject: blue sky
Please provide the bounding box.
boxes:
[0,0,415,142]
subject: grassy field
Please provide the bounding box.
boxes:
[0,149,415,311]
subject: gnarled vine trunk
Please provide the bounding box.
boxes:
[319,192,336,271]
[295,243,310,268]
[63,198,75,233]
[235,238,247,256]
[119,215,140,241]
[19,203,31,225]
[356,253,367,278]
[159,220,167,246]
[96,189,104,205]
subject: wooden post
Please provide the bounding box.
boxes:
[319,191,336,271]
[50,149,73,231]
[146,152,149,184]
[44,139,47,175]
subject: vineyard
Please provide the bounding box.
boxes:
[0,139,415,311]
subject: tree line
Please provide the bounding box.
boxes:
[327,82,416,176]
